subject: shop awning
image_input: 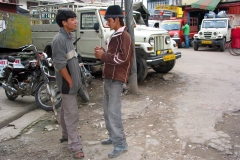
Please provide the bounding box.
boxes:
[191,0,221,11]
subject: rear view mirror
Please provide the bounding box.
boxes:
[94,22,99,33]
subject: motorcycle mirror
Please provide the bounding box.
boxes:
[42,52,48,58]
[46,58,53,67]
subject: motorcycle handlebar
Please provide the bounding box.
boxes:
[73,37,81,46]
[22,44,38,54]
[19,45,30,50]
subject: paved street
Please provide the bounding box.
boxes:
[0,87,36,129]
[173,47,240,154]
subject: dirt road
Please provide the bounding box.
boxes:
[0,48,240,160]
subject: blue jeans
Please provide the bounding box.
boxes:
[185,35,189,48]
[103,79,128,150]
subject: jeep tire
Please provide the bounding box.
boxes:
[220,38,225,52]
[152,60,176,73]
[194,43,199,51]
[136,55,148,82]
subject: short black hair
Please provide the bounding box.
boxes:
[112,17,124,26]
[56,9,76,27]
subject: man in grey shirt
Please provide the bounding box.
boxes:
[52,9,84,159]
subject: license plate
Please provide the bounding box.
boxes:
[202,40,212,44]
[163,54,176,61]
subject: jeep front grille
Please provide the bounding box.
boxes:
[204,32,212,39]
[154,35,166,54]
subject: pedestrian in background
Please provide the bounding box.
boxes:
[182,21,190,48]
[52,9,84,159]
[94,5,133,159]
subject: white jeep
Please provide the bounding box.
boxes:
[193,17,231,52]
[30,3,181,82]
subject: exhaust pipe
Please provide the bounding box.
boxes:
[2,83,17,93]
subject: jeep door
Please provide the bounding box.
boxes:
[77,10,102,59]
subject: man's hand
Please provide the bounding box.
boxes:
[94,46,105,59]
[59,67,73,88]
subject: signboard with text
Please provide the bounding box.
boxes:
[0,59,21,78]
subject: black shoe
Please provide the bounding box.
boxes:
[60,137,68,143]
[108,149,128,158]
[101,139,113,145]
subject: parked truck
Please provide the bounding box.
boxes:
[0,2,34,78]
[30,2,181,82]
[160,17,198,48]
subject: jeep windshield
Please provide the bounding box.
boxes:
[202,20,227,28]
[148,21,155,27]
[160,21,180,31]
[99,10,137,28]
[133,12,146,25]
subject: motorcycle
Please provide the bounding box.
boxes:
[73,37,94,103]
[1,44,62,113]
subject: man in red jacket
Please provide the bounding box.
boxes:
[94,5,133,159]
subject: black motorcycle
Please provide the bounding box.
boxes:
[73,37,94,103]
[1,45,62,112]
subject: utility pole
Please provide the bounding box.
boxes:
[124,0,138,94]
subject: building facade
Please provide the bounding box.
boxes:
[147,0,182,15]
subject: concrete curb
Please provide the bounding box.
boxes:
[0,109,46,142]
[0,102,38,129]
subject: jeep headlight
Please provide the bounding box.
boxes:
[213,32,217,35]
[165,36,171,44]
[149,37,154,46]
[173,33,179,38]
[199,32,203,35]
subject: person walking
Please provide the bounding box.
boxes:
[182,21,190,48]
[52,9,84,159]
[94,5,133,159]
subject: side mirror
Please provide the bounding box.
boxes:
[7,56,15,63]
[94,22,99,33]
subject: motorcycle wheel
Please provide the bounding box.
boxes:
[78,69,90,103]
[5,88,18,100]
[78,85,89,103]
[35,79,62,111]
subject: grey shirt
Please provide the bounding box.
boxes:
[52,27,82,94]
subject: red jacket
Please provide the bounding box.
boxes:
[101,26,133,83]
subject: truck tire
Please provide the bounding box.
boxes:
[180,41,185,48]
[194,43,199,51]
[220,38,226,52]
[190,39,194,47]
[136,55,148,82]
[152,60,176,73]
